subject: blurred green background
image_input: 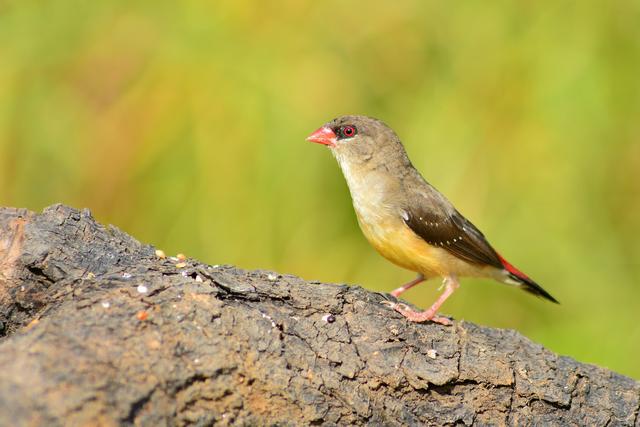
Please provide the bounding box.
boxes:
[1,1,639,378]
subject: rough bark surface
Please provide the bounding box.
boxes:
[0,204,638,426]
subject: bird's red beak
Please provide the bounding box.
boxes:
[306,126,337,147]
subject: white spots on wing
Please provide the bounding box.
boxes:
[446,240,450,245]
[423,220,440,227]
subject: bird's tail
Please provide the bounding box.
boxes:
[497,254,559,304]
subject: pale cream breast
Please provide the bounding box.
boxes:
[335,155,389,221]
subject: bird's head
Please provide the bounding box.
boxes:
[306,115,411,169]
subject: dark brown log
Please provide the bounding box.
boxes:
[0,204,638,426]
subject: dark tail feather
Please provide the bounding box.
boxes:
[497,254,559,304]
[508,273,559,304]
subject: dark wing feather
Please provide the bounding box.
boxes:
[401,185,558,303]
[403,205,503,269]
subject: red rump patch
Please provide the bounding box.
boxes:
[497,253,530,280]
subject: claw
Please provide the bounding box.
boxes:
[395,303,411,311]
[380,300,412,311]
[429,315,453,326]
[380,296,454,326]
[380,300,397,309]
[381,299,453,325]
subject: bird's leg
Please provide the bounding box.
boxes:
[390,274,425,298]
[387,276,459,325]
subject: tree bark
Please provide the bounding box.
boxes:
[0,204,638,426]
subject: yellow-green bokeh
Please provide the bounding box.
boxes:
[1,1,639,378]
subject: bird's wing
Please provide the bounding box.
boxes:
[402,197,503,269]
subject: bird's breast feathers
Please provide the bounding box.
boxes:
[336,155,495,278]
[355,205,493,279]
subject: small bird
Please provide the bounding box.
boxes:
[307,115,557,325]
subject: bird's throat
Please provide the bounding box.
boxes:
[335,155,392,220]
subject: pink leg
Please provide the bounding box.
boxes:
[385,276,460,325]
[390,274,425,298]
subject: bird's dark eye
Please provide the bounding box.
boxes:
[339,125,357,139]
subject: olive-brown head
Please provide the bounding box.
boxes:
[306,115,412,171]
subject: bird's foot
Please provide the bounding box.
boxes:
[380,301,453,325]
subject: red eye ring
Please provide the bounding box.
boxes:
[341,125,357,138]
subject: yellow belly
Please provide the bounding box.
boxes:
[356,212,489,279]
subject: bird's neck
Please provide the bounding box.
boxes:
[334,154,402,220]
